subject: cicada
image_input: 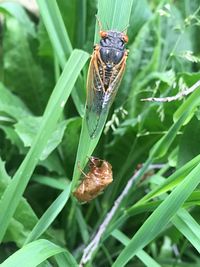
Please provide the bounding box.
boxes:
[86,18,129,138]
[73,157,113,202]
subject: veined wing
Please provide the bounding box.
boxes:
[86,49,127,138]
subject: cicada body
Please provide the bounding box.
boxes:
[86,24,129,138]
[73,157,113,202]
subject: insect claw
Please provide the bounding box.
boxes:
[77,162,89,178]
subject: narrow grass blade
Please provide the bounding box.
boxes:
[0,50,89,242]
[95,0,134,43]
[149,110,190,159]
[24,184,71,244]
[54,253,78,267]
[112,230,161,267]
[112,162,200,267]
[71,0,134,190]
[36,0,85,116]
[31,175,68,190]
[36,0,72,65]
[0,239,67,267]
[172,209,200,253]
[76,207,89,244]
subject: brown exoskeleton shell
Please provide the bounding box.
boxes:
[73,157,113,202]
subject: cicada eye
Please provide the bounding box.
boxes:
[100,31,108,38]
[123,34,129,43]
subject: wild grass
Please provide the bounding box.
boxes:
[0,0,200,266]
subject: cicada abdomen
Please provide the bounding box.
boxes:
[73,157,113,202]
[86,19,129,138]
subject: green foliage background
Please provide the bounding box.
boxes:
[0,0,200,266]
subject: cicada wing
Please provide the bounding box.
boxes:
[86,51,128,138]
[86,51,106,138]
[104,56,127,107]
[98,55,127,127]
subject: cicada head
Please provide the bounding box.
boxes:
[99,30,128,65]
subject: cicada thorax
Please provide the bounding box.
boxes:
[73,157,113,202]
[86,28,129,138]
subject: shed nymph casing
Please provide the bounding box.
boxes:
[73,157,113,202]
[86,24,128,138]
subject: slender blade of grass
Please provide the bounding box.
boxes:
[0,239,68,267]
[94,0,134,43]
[112,230,161,267]
[172,209,200,253]
[36,0,72,62]
[24,184,71,244]
[36,0,85,116]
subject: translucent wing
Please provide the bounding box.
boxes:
[86,49,127,138]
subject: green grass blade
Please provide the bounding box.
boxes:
[36,0,85,116]
[172,209,200,253]
[76,0,87,48]
[54,253,78,267]
[112,162,200,267]
[71,0,134,190]
[31,175,68,190]
[149,111,190,159]
[95,0,134,43]
[0,239,66,267]
[24,184,71,244]
[36,0,72,65]
[112,230,161,267]
[75,207,89,244]
[0,49,89,242]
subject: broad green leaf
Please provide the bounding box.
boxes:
[0,83,30,120]
[15,118,68,160]
[3,17,54,115]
